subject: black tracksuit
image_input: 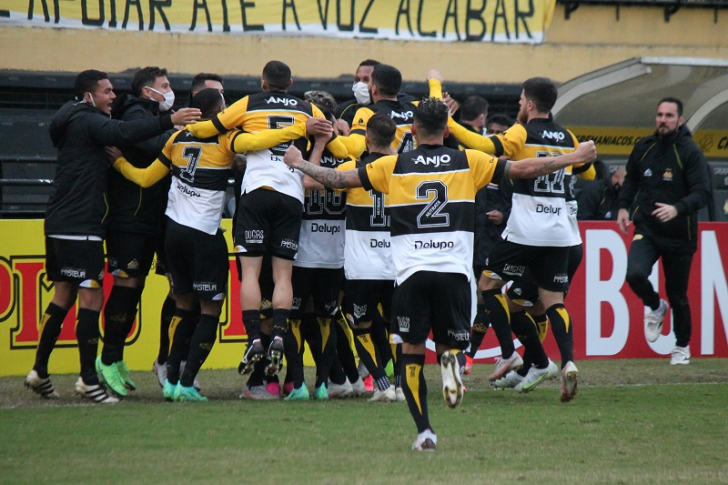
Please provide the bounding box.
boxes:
[46,100,174,238]
[619,125,710,347]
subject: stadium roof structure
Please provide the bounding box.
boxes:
[553,57,728,133]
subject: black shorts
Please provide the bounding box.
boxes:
[291,267,344,319]
[45,237,104,288]
[484,240,570,293]
[391,271,471,349]
[234,188,302,260]
[344,279,394,326]
[106,230,160,278]
[506,243,584,305]
[164,219,228,301]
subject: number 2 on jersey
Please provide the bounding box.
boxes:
[416,180,449,228]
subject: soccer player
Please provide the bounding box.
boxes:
[24,69,199,404]
[438,76,594,399]
[334,112,401,403]
[99,67,201,398]
[110,88,333,401]
[337,64,424,158]
[186,61,348,378]
[335,59,380,129]
[190,73,224,98]
[283,98,596,450]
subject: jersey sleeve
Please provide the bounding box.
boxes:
[337,159,356,172]
[447,119,498,154]
[466,150,506,190]
[113,157,170,188]
[228,123,307,153]
[492,124,527,158]
[359,155,397,194]
[428,79,443,99]
[186,96,250,138]
[337,107,372,158]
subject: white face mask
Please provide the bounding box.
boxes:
[352,81,370,106]
[147,87,175,112]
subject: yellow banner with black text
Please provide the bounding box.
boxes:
[1,0,556,43]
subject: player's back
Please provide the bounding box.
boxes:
[501,117,580,247]
[164,130,236,235]
[240,91,314,202]
[352,99,417,154]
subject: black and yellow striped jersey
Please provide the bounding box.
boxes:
[359,144,505,284]
[340,98,419,158]
[295,149,351,269]
[113,123,308,235]
[186,91,348,202]
[338,153,393,280]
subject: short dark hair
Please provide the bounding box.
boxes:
[366,113,397,148]
[191,73,223,93]
[74,69,108,98]
[522,77,558,113]
[658,97,683,117]
[486,113,514,129]
[371,64,402,97]
[413,97,449,138]
[190,88,225,119]
[131,67,168,97]
[358,59,380,68]
[460,95,489,122]
[262,60,292,92]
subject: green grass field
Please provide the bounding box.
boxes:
[2,359,727,484]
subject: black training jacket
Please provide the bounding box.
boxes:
[45,100,174,238]
[107,94,175,234]
[618,124,710,245]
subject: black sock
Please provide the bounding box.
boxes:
[101,286,138,365]
[371,313,393,367]
[166,309,195,385]
[117,287,144,362]
[76,308,101,385]
[353,327,387,382]
[284,318,306,388]
[510,312,548,369]
[401,353,431,434]
[546,304,574,368]
[482,289,515,358]
[180,314,218,387]
[393,343,403,388]
[329,357,347,386]
[532,312,549,343]
[242,310,261,342]
[334,314,360,384]
[467,305,489,358]
[314,316,337,388]
[33,303,68,378]
[271,309,290,339]
[157,296,176,364]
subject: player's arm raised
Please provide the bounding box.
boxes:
[284,145,362,190]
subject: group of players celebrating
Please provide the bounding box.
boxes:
[24,59,597,451]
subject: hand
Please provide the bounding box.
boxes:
[105,146,122,165]
[283,145,304,170]
[334,118,350,136]
[171,108,202,126]
[441,94,459,117]
[305,118,333,137]
[575,140,597,164]
[427,69,443,83]
[617,208,630,233]
[652,202,678,223]
[486,210,504,225]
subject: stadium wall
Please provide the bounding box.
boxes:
[0,4,726,84]
[1,219,727,376]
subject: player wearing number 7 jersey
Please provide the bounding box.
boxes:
[282,98,597,450]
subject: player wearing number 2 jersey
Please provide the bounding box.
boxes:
[282,98,596,450]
